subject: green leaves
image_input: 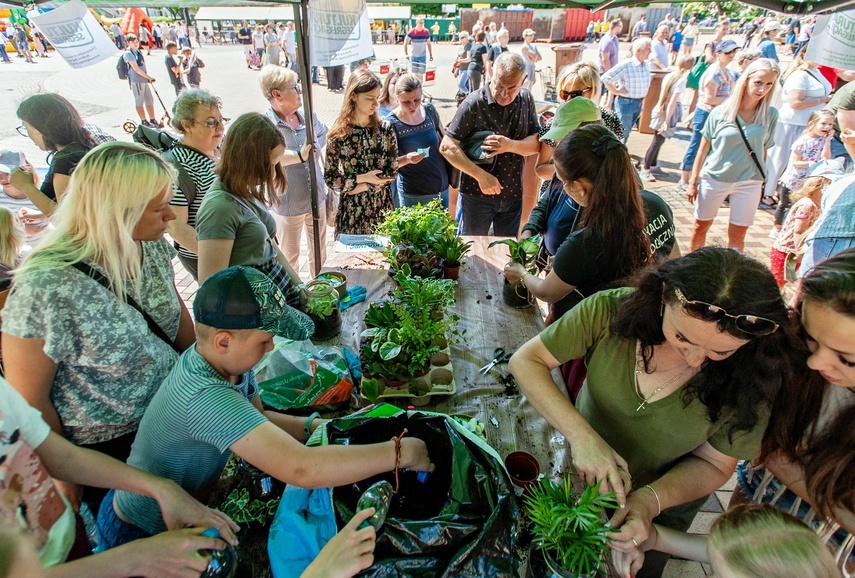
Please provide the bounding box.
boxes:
[489,235,542,273]
[219,488,281,525]
[524,478,618,576]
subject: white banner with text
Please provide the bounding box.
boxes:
[29,0,117,69]
[805,10,855,70]
[309,0,373,67]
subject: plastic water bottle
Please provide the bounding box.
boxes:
[356,480,394,530]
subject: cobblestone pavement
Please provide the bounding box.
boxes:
[4,33,782,578]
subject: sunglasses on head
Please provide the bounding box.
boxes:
[672,287,779,336]
[560,89,588,101]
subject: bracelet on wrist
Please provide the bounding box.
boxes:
[391,428,408,495]
[304,411,320,439]
[297,148,305,162]
[643,484,662,516]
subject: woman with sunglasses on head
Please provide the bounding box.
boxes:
[9,94,97,216]
[163,89,226,280]
[195,112,304,307]
[736,249,855,551]
[509,247,799,577]
[687,58,780,253]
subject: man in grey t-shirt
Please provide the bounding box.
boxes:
[123,35,160,128]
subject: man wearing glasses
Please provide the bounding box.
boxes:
[440,52,540,236]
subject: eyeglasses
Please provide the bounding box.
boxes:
[16,125,29,138]
[192,118,230,129]
[673,287,779,336]
[559,88,589,101]
[281,83,301,93]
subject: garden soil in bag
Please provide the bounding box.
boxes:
[326,409,521,577]
[255,338,355,413]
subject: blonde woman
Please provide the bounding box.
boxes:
[324,69,397,236]
[0,207,23,289]
[377,69,402,118]
[2,142,193,510]
[535,61,622,183]
[688,58,780,252]
[640,55,695,181]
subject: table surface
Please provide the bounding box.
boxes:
[323,236,575,480]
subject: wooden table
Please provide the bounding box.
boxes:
[323,236,575,486]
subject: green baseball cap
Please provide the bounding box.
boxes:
[194,266,314,340]
[540,98,601,142]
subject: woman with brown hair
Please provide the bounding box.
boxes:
[738,249,855,556]
[195,112,302,306]
[10,93,97,215]
[504,124,657,324]
[324,69,398,236]
[377,69,402,118]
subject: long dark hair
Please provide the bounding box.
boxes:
[328,69,382,142]
[217,112,285,206]
[761,248,855,518]
[17,93,97,152]
[611,248,797,441]
[553,125,650,277]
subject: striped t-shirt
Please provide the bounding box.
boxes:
[114,347,267,534]
[407,27,430,58]
[169,144,217,259]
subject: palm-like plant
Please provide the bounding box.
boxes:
[525,478,618,577]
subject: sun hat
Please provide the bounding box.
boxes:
[763,20,782,32]
[194,266,314,340]
[540,98,601,142]
[716,39,739,54]
[522,28,536,37]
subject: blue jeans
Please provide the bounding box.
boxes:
[311,66,319,83]
[457,69,469,93]
[400,187,449,209]
[681,107,710,171]
[0,42,8,62]
[460,193,522,236]
[411,54,427,74]
[97,489,152,549]
[615,97,644,144]
[801,236,855,278]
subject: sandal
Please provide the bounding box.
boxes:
[760,196,778,209]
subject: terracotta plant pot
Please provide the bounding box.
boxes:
[442,262,461,280]
[503,279,532,309]
[504,451,540,494]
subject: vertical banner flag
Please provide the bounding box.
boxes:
[309,0,373,67]
[29,0,117,69]
[805,10,855,70]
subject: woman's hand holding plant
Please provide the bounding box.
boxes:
[570,428,631,507]
[503,262,527,285]
[608,488,661,555]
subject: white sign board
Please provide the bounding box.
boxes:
[309,0,373,67]
[805,10,855,70]
[29,0,117,69]
[442,4,458,14]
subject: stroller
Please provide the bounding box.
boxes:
[122,83,173,134]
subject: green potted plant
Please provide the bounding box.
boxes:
[524,478,618,578]
[301,280,341,341]
[488,235,541,309]
[434,231,472,280]
[376,199,456,279]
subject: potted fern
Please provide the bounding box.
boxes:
[524,478,617,578]
[489,235,541,309]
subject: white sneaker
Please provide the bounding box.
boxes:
[639,169,656,181]
[768,228,780,239]
[678,182,689,191]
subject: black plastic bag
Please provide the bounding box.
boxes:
[327,411,520,577]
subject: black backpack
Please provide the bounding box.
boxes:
[117,50,144,81]
[132,124,199,207]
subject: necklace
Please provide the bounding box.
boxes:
[633,346,693,412]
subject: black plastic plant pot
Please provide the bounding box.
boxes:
[309,308,341,341]
[235,459,284,502]
[526,544,591,578]
[503,279,533,309]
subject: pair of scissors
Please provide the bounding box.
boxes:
[479,348,512,374]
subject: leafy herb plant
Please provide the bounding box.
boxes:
[488,234,542,275]
[220,487,281,525]
[305,293,337,319]
[524,478,618,577]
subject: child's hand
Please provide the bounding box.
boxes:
[155,480,240,546]
[611,545,645,578]
[301,508,376,578]
[399,438,434,473]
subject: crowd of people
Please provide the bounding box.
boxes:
[1,9,855,578]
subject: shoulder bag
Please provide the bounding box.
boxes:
[686,54,710,91]
[735,118,767,190]
[424,102,461,190]
[71,261,181,353]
